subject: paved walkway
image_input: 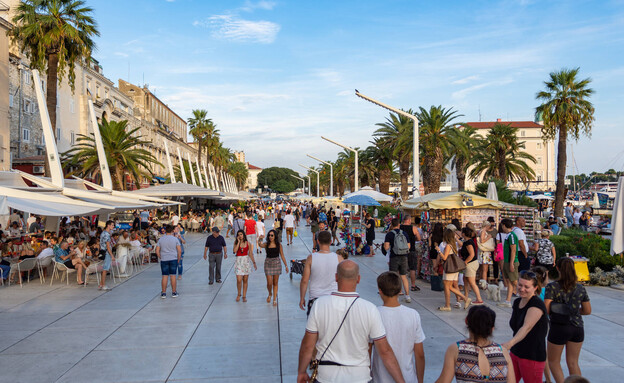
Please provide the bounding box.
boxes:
[1,221,623,382]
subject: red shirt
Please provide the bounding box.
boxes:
[244,219,256,235]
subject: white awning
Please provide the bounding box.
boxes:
[0,186,106,216]
[132,182,222,199]
[342,186,394,202]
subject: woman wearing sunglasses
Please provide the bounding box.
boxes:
[258,229,289,306]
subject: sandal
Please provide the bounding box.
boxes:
[267,295,272,303]
[437,306,451,311]
[236,295,241,302]
[472,300,484,305]
[242,297,247,302]
[410,285,420,292]
[464,298,472,309]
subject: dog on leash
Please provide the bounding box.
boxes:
[486,281,505,302]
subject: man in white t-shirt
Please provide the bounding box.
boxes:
[226,211,234,238]
[171,213,180,227]
[512,217,530,272]
[284,210,296,245]
[573,207,582,227]
[298,260,405,383]
[372,271,425,383]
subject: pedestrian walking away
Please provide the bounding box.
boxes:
[258,229,289,306]
[297,260,406,383]
[204,227,227,285]
[384,218,412,303]
[156,225,182,299]
[233,230,257,302]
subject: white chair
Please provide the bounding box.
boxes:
[85,260,103,286]
[191,221,200,232]
[50,260,76,286]
[9,258,38,287]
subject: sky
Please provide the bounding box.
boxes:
[92,0,624,176]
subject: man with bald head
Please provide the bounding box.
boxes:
[298,260,405,383]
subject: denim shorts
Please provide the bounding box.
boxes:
[160,260,178,276]
[103,253,112,271]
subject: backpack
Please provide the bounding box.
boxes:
[392,229,410,256]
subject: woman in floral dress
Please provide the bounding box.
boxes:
[233,230,257,302]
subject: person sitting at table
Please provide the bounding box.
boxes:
[18,239,36,260]
[9,221,21,237]
[129,232,149,264]
[29,217,43,234]
[54,240,86,285]
[36,240,55,278]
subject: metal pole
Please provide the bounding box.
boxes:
[317,172,320,197]
[306,154,333,196]
[354,150,359,192]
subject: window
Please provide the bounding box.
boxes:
[23,99,29,112]
[70,99,75,113]
[70,131,75,145]
[537,156,542,165]
[537,171,543,182]
[29,102,36,113]
[520,130,526,137]
[56,127,61,141]
[9,94,13,107]
[41,80,45,90]
[23,71,31,85]
[536,142,542,150]
[96,85,100,98]
[22,128,30,142]
[105,89,109,99]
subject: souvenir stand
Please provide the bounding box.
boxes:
[340,195,380,256]
[499,202,540,243]
[401,192,503,281]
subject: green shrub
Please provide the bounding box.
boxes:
[367,205,398,218]
[550,229,622,272]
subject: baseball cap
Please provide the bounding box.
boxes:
[212,227,220,232]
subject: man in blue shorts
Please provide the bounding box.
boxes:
[99,220,116,291]
[156,224,182,298]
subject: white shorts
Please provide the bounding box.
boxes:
[443,272,459,281]
[464,261,479,278]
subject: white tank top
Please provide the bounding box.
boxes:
[309,251,339,299]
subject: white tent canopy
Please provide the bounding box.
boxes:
[0,186,106,216]
[131,182,222,199]
[610,176,624,256]
[342,186,393,202]
[75,177,181,205]
[528,194,554,201]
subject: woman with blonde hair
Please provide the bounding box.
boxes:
[436,228,471,311]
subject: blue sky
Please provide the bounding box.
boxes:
[92,0,624,175]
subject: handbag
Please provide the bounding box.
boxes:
[430,275,444,291]
[294,230,298,237]
[477,236,496,252]
[443,249,466,274]
[494,234,504,262]
[550,287,574,325]
[310,297,359,381]
[98,249,107,261]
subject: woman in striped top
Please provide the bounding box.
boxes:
[436,306,515,383]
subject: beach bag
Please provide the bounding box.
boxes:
[443,250,466,274]
[494,234,504,262]
[392,230,410,256]
[478,236,496,253]
[293,230,298,237]
[430,275,444,291]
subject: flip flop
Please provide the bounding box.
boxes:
[437,306,451,311]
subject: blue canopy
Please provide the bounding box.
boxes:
[342,194,381,206]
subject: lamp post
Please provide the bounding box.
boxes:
[321,136,358,192]
[299,164,320,197]
[307,154,333,197]
[355,89,420,198]
[290,174,305,192]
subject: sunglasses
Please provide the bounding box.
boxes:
[520,270,536,279]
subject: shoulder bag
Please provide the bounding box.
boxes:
[310,297,359,381]
[443,247,466,274]
[550,285,574,325]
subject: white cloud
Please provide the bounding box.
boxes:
[451,78,514,100]
[240,1,277,12]
[452,75,479,85]
[194,15,280,44]
[114,52,129,58]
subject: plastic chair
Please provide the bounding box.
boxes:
[10,258,38,287]
[50,260,76,286]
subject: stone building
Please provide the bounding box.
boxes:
[0,10,10,170]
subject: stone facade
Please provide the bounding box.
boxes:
[0,14,10,170]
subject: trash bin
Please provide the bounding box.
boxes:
[571,257,590,282]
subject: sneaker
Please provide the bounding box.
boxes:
[404,295,412,303]
[98,285,111,291]
[172,292,178,298]
[454,302,462,308]
[497,301,512,308]
[161,292,167,299]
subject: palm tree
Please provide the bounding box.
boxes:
[374,111,414,199]
[336,148,362,193]
[228,161,249,190]
[187,109,213,164]
[536,68,595,217]
[417,105,462,194]
[62,119,159,190]
[448,125,481,191]
[469,123,536,183]
[364,139,394,194]
[10,0,99,176]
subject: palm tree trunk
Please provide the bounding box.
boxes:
[456,157,466,191]
[554,126,568,218]
[379,167,391,194]
[497,149,507,182]
[114,166,125,191]
[400,159,409,200]
[429,150,444,193]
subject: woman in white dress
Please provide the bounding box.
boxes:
[233,230,257,302]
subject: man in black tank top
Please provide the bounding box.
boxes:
[400,215,421,292]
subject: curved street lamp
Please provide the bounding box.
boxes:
[355,89,420,197]
[307,154,333,196]
[290,174,305,193]
[299,164,320,197]
[321,136,358,192]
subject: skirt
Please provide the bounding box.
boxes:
[235,255,252,276]
[264,257,282,276]
[479,251,493,265]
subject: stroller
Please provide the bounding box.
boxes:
[289,258,306,280]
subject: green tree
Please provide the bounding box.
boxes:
[257,167,299,191]
[469,123,536,184]
[188,109,216,165]
[473,178,537,207]
[10,0,99,175]
[448,125,481,191]
[228,161,249,190]
[536,67,595,217]
[364,139,394,194]
[62,119,159,190]
[417,105,462,194]
[374,112,414,199]
[273,179,295,193]
[336,148,362,193]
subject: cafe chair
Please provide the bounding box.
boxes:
[50,260,76,286]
